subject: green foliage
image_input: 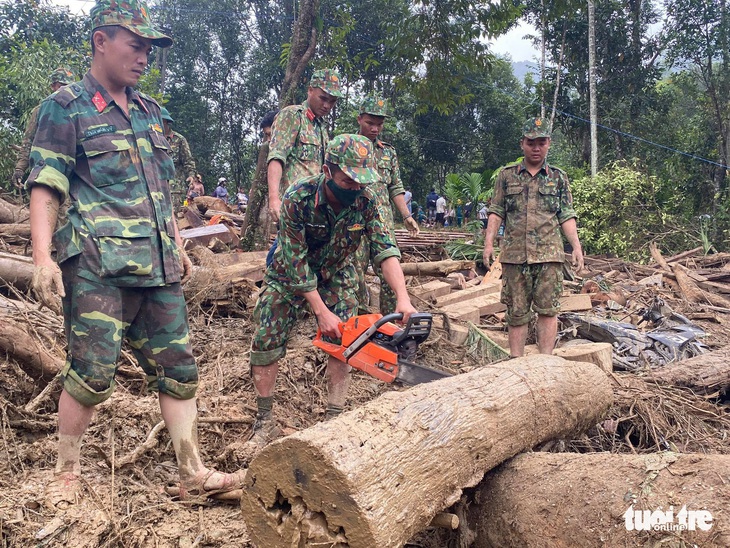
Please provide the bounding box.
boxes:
[570,162,689,261]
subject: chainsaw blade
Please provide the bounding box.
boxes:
[396,360,451,385]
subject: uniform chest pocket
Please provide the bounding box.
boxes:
[305,223,330,246]
[297,131,322,162]
[504,183,524,212]
[538,181,560,213]
[149,130,176,181]
[81,135,136,188]
[377,157,392,184]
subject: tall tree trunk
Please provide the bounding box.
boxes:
[588,0,598,177]
[240,143,272,250]
[549,22,567,129]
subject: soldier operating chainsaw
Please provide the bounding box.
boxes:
[245,134,418,456]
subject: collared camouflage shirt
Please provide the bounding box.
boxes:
[488,160,577,265]
[167,130,196,183]
[14,103,41,174]
[27,72,181,287]
[370,138,405,227]
[267,100,327,196]
[266,174,401,297]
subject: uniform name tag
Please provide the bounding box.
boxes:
[83,125,116,139]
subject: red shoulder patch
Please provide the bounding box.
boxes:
[92,91,107,113]
[305,108,315,121]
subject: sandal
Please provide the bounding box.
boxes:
[173,469,247,503]
[44,472,82,510]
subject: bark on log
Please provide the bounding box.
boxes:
[650,346,730,395]
[672,263,730,308]
[0,198,29,224]
[400,259,476,277]
[0,319,63,382]
[241,355,613,548]
[192,196,231,213]
[0,251,34,291]
[469,452,730,548]
[0,223,31,240]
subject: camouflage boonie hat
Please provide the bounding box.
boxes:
[359,95,389,117]
[160,107,174,122]
[309,69,344,98]
[325,134,379,185]
[50,67,75,86]
[90,0,172,48]
[522,117,552,139]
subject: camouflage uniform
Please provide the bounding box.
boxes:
[12,68,75,183]
[267,69,344,198]
[160,107,196,209]
[488,117,578,326]
[354,96,405,314]
[251,135,399,366]
[27,70,195,406]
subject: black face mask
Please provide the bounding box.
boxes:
[326,178,363,207]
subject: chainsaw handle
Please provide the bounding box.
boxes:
[314,322,345,343]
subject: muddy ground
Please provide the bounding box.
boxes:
[1,276,729,547]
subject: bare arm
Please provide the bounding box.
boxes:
[482,213,503,266]
[303,289,342,338]
[392,193,420,236]
[560,218,584,272]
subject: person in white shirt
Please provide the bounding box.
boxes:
[435,195,446,227]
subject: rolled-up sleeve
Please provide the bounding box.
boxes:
[25,99,74,201]
[267,108,298,166]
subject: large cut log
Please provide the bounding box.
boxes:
[650,345,730,395]
[400,259,475,277]
[469,452,730,548]
[0,198,29,224]
[0,318,63,382]
[0,251,34,291]
[241,355,613,548]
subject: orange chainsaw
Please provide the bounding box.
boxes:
[313,312,451,385]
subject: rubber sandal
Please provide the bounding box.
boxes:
[44,472,82,510]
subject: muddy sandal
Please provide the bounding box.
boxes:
[173,469,247,503]
[44,472,82,511]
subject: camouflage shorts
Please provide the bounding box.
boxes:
[60,258,198,407]
[501,262,563,326]
[250,271,359,366]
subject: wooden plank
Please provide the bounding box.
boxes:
[432,316,470,345]
[440,303,480,323]
[180,223,238,247]
[434,281,501,307]
[408,280,452,301]
[558,294,593,312]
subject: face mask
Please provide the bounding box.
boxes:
[326,178,363,207]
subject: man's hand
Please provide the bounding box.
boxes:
[404,216,420,236]
[268,197,282,222]
[315,308,343,339]
[179,246,193,284]
[395,299,418,325]
[571,246,584,274]
[11,170,24,189]
[31,262,65,315]
[483,243,495,267]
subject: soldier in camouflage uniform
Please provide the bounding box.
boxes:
[266,68,343,222]
[483,117,584,357]
[27,0,244,510]
[160,107,197,209]
[245,134,418,455]
[354,95,419,314]
[10,67,76,190]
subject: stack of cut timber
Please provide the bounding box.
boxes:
[394,228,472,250]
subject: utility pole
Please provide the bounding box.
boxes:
[588,0,598,177]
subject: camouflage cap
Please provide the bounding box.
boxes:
[160,107,174,122]
[522,117,552,139]
[50,67,75,86]
[325,134,379,185]
[90,0,172,48]
[309,69,344,98]
[359,95,389,117]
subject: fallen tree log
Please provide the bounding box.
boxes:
[468,452,730,548]
[650,345,730,395]
[400,259,475,277]
[0,223,31,241]
[241,355,613,548]
[0,198,29,224]
[0,318,63,382]
[0,251,34,291]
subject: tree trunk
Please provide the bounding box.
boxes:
[587,0,598,177]
[240,143,273,251]
[0,251,35,292]
[0,318,63,382]
[241,355,613,548]
[279,0,320,108]
[468,452,730,547]
[650,346,730,395]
